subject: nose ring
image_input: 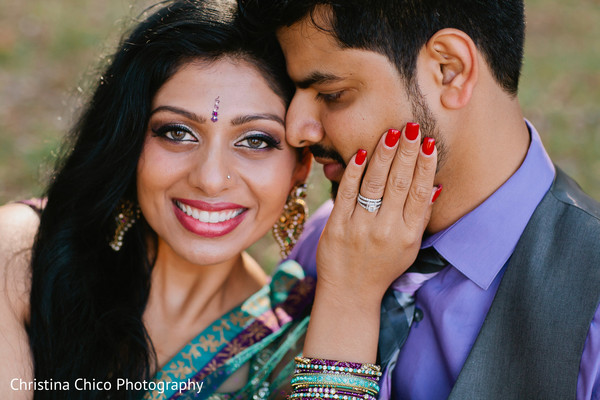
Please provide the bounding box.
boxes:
[227,175,231,180]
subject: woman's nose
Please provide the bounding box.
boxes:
[187,148,232,197]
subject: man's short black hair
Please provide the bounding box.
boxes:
[240,0,525,96]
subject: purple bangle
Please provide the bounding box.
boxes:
[295,357,381,377]
[289,387,377,400]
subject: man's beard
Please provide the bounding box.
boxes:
[310,79,446,201]
[406,77,446,174]
[308,144,345,200]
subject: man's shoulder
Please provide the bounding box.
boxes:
[548,167,600,221]
[541,167,600,253]
[525,167,600,264]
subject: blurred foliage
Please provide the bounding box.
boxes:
[0,0,598,271]
[520,0,600,199]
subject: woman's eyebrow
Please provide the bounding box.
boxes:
[230,113,285,127]
[150,105,207,123]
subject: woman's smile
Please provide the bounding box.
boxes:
[174,199,246,223]
[173,199,248,238]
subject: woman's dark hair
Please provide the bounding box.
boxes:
[240,0,525,96]
[28,1,292,399]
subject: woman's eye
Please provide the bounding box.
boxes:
[164,129,196,142]
[167,130,190,141]
[153,124,197,142]
[237,137,269,149]
[248,138,267,149]
[235,133,282,150]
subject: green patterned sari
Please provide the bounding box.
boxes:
[142,260,315,400]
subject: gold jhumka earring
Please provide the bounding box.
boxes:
[272,184,308,259]
[109,200,141,252]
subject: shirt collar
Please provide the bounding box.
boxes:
[422,120,555,290]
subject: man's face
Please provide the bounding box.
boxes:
[277,13,443,196]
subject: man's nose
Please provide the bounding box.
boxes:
[285,91,325,148]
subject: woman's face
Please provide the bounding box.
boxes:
[137,59,304,266]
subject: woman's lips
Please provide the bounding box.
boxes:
[173,199,248,238]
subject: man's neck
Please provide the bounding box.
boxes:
[427,98,530,233]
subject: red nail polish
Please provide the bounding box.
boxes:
[422,137,435,156]
[385,129,401,147]
[405,122,420,141]
[432,185,443,203]
[355,149,367,165]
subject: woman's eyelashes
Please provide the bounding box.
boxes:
[152,123,197,142]
[151,123,282,151]
[235,131,282,150]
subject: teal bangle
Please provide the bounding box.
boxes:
[291,373,380,394]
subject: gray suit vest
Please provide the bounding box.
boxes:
[449,168,600,399]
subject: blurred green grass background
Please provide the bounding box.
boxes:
[1,0,598,269]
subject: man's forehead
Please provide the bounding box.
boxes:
[278,29,395,87]
[276,19,345,82]
[276,15,340,52]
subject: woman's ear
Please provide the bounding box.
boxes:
[291,147,312,189]
[424,28,479,109]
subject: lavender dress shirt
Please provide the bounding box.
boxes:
[288,121,600,399]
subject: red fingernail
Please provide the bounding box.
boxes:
[432,185,443,203]
[422,137,435,156]
[355,149,367,165]
[405,122,420,141]
[385,129,401,147]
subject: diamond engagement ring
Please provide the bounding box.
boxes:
[357,193,383,212]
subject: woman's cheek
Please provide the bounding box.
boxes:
[240,155,296,213]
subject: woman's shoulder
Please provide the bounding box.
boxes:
[0,201,39,319]
[0,201,40,261]
[0,202,37,394]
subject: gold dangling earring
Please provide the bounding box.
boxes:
[109,200,141,252]
[272,184,308,259]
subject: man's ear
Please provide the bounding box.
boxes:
[290,147,312,189]
[423,28,479,109]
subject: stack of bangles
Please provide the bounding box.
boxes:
[289,356,382,400]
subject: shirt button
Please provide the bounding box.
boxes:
[414,308,424,322]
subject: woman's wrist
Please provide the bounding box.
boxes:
[313,275,387,308]
[302,281,381,363]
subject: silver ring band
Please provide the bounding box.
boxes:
[357,193,383,213]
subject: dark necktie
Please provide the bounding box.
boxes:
[377,247,448,397]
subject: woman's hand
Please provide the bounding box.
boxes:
[317,122,438,301]
[303,122,439,362]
